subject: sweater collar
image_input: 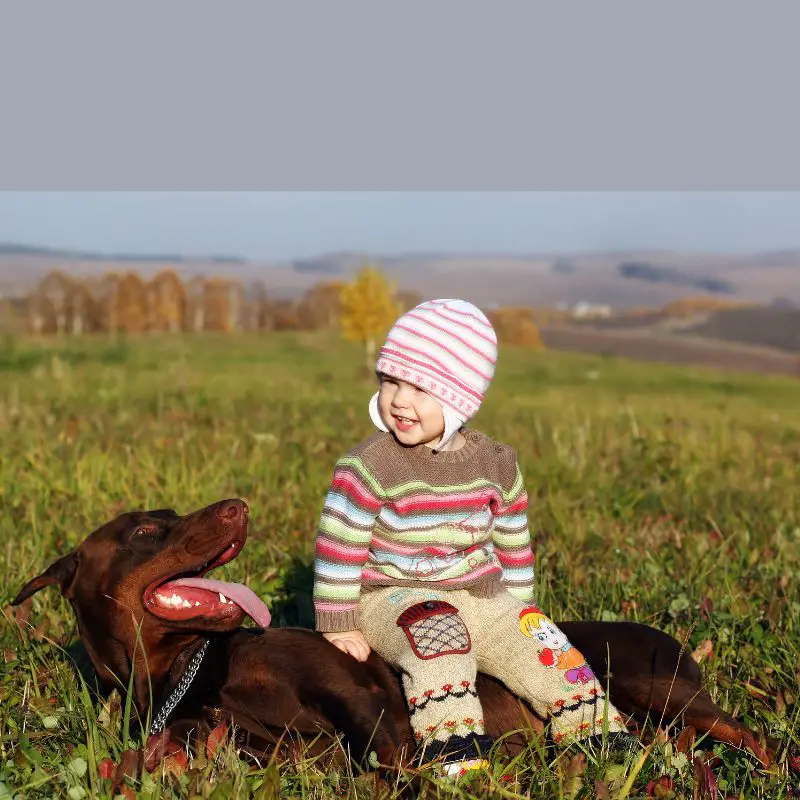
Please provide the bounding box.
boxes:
[399,428,485,464]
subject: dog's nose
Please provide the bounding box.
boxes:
[217,499,248,522]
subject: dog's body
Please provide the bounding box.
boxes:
[12,499,768,768]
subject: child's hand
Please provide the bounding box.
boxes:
[323,630,371,662]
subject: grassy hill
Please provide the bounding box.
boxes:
[1,333,799,797]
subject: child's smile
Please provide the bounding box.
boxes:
[392,413,418,432]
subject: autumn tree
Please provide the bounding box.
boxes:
[269,298,302,331]
[67,280,100,334]
[91,272,122,337]
[31,270,74,335]
[488,307,544,349]
[226,280,246,332]
[116,272,148,333]
[240,281,270,332]
[339,265,401,370]
[146,269,186,333]
[297,280,345,330]
[184,276,207,332]
[202,278,245,332]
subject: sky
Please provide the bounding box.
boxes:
[1,192,799,261]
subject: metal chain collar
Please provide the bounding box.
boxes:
[149,639,210,736]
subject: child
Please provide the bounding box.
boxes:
[313,299,629,776]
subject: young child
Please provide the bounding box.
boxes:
[313,299,629,775]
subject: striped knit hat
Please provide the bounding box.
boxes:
[369,299,498,446]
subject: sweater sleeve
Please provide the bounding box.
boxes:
[313,454,383,632]
[492,452,536,602]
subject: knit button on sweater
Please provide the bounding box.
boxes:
[313,430,536,633]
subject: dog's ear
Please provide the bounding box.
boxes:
[12,551,80,605]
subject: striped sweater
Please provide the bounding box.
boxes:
[313,429,536,632]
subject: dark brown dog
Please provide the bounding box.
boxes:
[12,498,769,769]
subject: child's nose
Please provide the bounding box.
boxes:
[394,385,415,405]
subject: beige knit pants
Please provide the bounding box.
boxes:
[358,586,627,749]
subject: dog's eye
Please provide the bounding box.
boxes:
[132,524,159,537]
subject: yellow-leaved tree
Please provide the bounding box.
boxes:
[339,265,401,370]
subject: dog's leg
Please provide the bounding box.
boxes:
[317,684,404,768]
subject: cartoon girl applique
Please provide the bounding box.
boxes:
[519,606,595,685]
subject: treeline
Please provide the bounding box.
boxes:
[0,265,549,353]
[0,269,424,336]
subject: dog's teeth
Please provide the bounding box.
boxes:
[218,592,227,603]
[194,601,201,607]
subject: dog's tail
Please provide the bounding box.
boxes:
[653,672,770,767]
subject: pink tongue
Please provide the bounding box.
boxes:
[171,577,272,628]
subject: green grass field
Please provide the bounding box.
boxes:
[1,332,799,799]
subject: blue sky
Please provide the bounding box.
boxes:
[1,192,799,261]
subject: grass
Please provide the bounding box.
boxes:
[1,331,799,798]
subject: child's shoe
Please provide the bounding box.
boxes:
[415,732,494,781]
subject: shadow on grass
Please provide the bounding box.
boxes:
[267,556,317,630]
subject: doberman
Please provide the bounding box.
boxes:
[11,498,769,771]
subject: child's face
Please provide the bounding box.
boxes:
[377,374,445,448]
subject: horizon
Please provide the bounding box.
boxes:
[6,239,800,264]
[2,192,800,262]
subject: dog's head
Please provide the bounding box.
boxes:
[12,499,270,700]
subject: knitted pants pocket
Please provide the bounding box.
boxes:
[396,600,471,659]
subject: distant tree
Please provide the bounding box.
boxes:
[661,296,747,319]
[271,299,303,331]
[91,272,122,336]
[339,265,401,370]
[184,276,207,332]
[240,281,270,331]
[297,280,346,330]
[146,269,186,332]
[488,307,544,349]
[33,270,74,335]
[203,279,232,332]
[116,272,148,333]
[254,285,277,331]
[225,280,246,332]
[67,280,100,335]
